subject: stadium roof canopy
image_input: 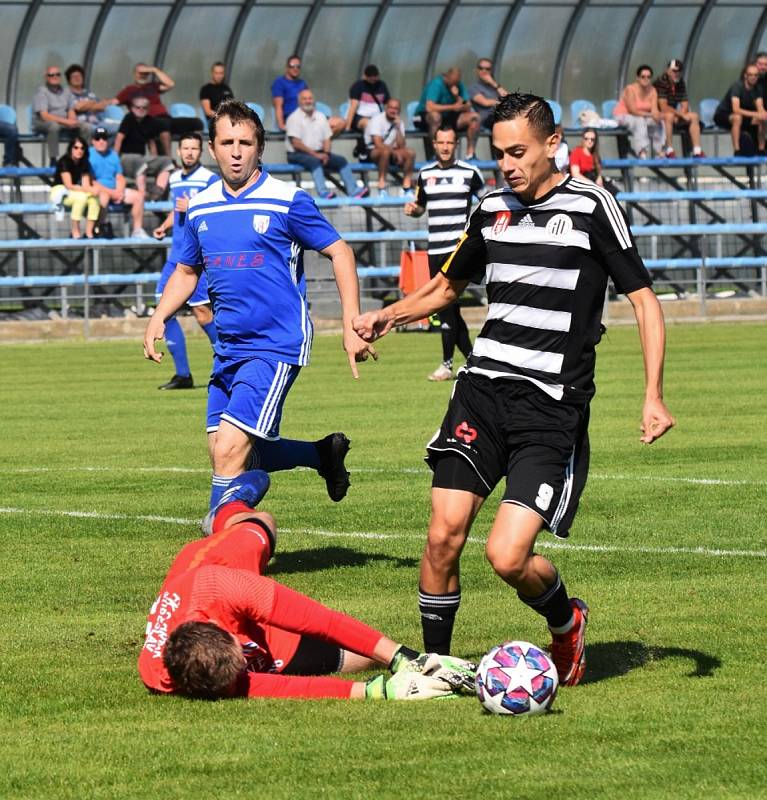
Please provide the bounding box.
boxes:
[3,0,766,126]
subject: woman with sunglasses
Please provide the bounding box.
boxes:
[50,135,100,238]
[568,128,619,196]
[612,65,664,158]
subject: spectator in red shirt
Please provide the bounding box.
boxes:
[568,129,619,196]
[139,470,476,700]
[116,63,202,155]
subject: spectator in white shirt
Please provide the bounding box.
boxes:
[364,98,415,196]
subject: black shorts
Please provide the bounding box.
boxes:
[428,252,451,278]
[426,372,590,538]
[282,636,344,675]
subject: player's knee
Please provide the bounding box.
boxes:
[485,541,528,585]
[425,522,465,567]
[213,438,250,474]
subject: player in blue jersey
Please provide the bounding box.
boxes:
[152,132,219,389]
[143,101,376,516]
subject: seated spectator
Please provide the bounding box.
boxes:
[654,59,704,157]
[113,97,173,200]
[714,64,766,155]
[757,51,767,100]
[286,89,367,198]
[50,136,100,238]
[65,63,119,137]
[344,65,390,133]
[0,114,20,167]
[468,58,508,130]
[612,65,664,158]
[199,62,234,121]
[271,55,308,132]
[89,125,150,238]
[554,123,568,175]
[115,63,202,155]
[364,98,415,196]
[568,128,618,195]
[414,67,480,160]
[32,65,90,164]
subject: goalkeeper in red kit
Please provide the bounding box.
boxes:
[139,470,476,700]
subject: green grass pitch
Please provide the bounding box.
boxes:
[1,322,765,799]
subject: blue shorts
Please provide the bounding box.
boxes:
[207,355,300,440]
[156,259,210,307]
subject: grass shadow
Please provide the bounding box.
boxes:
[582,640,721,684]
[269,546,419,575]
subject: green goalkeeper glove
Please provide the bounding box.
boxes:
[390,649,478,695]
[364,670,455,701]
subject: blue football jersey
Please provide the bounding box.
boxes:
[168,165,218,262]
[179,170,341,364]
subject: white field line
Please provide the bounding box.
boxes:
[3,465,766,487]
[1,506,765,559]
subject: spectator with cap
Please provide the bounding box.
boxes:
[613,64,664,158]
[414,67,480,160]
[199,62,234,122]
[116,63,202,156]
[654,59,704,158]
[468,58,508,131]
[364,98,415,196]
[114,96,173,200]
[89,125,150,239]
[344,65,390,134]
[714,64,766,155]
[32,65,89,164]
[286,88,367,199]
[65,64,119,137]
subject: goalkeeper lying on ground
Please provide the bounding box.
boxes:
[139,470,475,700]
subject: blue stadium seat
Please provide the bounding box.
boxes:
[26,105,35,131]
[339,101,350,120]
[570,99,597,128]
[602,99,618,120]
[545,99,562,125]
[198,105,209,132]
[406,101,419,130]
[245,102,265,121]
[103,104,125,124]
[169,103,197,118]
[700,98,718,128]
[315,101,333,118]
[0,104,17,125]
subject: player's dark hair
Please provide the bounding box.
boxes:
[65,63,84,81]
[209,99,265,154]
[163,621,245,700]
[492,92,555,140]
[636,64,653,77]
[434,123,457,141]
[179,131,203,147]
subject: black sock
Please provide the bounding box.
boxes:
[418,586,460,654]
[517,573,572,630]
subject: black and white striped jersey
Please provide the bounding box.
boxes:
[415,159,484,256]
[441,177,652,403]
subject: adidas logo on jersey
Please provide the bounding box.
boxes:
[198,220,208,232]
[518,214,535,227]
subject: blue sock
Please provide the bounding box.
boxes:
[252,438,321,472]
[209,474,235,511]
[164,316,190,377]
[201,319,217,344]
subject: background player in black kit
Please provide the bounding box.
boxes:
[405,126,484,381]
[353,93,675,686]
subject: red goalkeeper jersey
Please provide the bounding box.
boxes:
[138,521,383,699]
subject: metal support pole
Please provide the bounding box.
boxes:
[83,246,90,340]
[17,249,24,277]
[698,235,707,317]
[61,286,68,319]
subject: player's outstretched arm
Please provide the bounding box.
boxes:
[143,264,200,363]
[626,286,676,443]
[321,239,378,378]
[353,272,466,343]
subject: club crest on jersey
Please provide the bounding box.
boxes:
[492,211,511,235]
[253,214,270,234]
[545,213,573,237]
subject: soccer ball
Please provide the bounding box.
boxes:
[475,640,559,716]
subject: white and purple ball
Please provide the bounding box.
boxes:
[475,640,559,716]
